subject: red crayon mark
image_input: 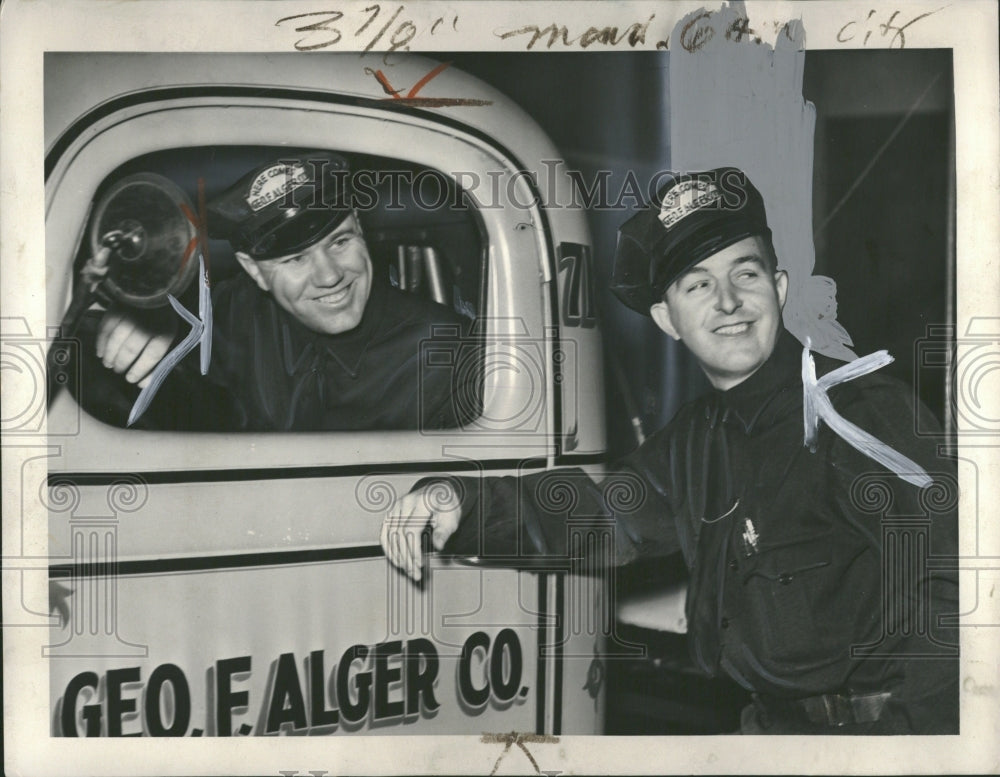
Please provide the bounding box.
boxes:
[370,67,402,97]
[365,63,493,108]
[404,61,452,99]
[178,202,199,272]
[178,178,212,279]
[196,177,212,279]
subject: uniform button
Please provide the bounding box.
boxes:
[721,617,730,629]
[778,573,793,585]
[729,559,739,571]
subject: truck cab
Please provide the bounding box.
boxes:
[45,52,607,737]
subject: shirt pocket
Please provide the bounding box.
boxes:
[738,538,838,668]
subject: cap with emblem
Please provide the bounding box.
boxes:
[611,167,773,316]
[207,150,354,260]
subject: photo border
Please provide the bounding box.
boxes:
[3,1,998,774]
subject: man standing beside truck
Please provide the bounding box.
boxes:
[381,167,959,734]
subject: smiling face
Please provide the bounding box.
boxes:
[236,213,372,335]
[649,236,788,391]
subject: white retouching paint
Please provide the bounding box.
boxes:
[802,339,932,487]
[669,1,857,360]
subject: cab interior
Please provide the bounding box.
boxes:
[68,145,487,429]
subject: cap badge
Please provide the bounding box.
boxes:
[658,178,723,230]
[246,163,310,212]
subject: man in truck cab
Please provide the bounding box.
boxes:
[381,166,959,734]
[83,150,479,431]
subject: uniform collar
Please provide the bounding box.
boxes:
[713,328,802,433]
[273,278,389,377]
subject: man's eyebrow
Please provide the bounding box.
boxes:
[326,222,362,240]
[733,255,767,268]
[673,266,711,285]
[670,254,769,288]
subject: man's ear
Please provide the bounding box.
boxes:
[235,251,270,292]
[774,270,788,311]
[650,300,681,340]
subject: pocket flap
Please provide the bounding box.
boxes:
[742,539,832,583]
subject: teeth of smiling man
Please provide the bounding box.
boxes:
[316,285,351,304]
[714,322,752,335]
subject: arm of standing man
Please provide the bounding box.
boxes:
[381,432,684,581]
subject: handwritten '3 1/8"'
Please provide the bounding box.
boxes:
[276,6,458,53]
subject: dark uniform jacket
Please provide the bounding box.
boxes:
[440,329,959,733]
[74,274,479,431]
[205,273,478,431]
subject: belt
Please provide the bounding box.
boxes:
[754,690,892,728]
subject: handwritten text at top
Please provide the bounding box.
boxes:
[275,6,458,53]
[275,6,941,53]
[836,8,944,50]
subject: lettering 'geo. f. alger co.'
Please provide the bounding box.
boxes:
[56,630,529,736]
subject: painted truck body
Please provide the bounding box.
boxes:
[44,53,607,736]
